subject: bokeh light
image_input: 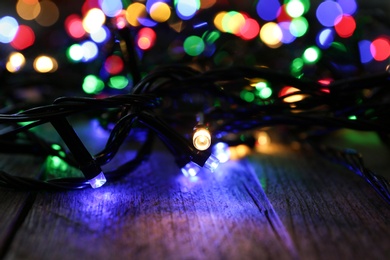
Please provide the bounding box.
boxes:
[90,26,110,43]
[334,15,356,38]
[303,46,321,64]
[35,0,60,27]
[256,0,280,21]
[239,18,260,40]
[104,55,124,75]
[6,52,26,73]
[176,0,200,20]
[136,27,156,50]
[338,0,357,15]
[286,0,305,18]
[99,0,122,17]
[10,25,35,50]
[183,35,205,56]
[279,86,305,103]
[316,28,334,49]
[222,11,245,35]
[67,44,84,62]
[289,17,309,37]
[83,8,106,33]
[33,55,58,73]
[358,40,373,64]
[82,75,105,94]
[259,22,282,48]
[279,22,296,44]
[81,41,99,61]
[213,11,227,32]
[16,0,41,20]
[316,0,343,27]
[126,3,147,27]
[254,80,273,99]
[240,90,255,102]
[150,2,171,23]
[0,16,19,43]
[108,75,129,89]
[370,37,390,61]
[65,15,86,39]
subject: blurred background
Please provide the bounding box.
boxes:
[0,0,389,102]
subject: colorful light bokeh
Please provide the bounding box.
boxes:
[0,0,388,94]
[10,25,35,50]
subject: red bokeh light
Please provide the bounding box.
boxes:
[10,25,35,50]
[104,55,124,74]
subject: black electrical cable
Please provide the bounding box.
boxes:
[0,65,389,206]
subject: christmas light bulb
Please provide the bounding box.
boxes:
[212,142,230,163]
[193,127,211,151]
[181,161,201,177]
[203,154,220,172]
[88,172,107,189]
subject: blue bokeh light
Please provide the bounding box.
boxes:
[316,28,334,49]
[316,0,343,27]
[0,16,19,44]
[256,0,281,21]
[358,40,373,63]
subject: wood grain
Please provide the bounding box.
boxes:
[2,146,298,260]
[0,127,389,259]
[249,141,390,260]
[0,155,42,259]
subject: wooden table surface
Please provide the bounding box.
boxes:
[0,121,389,260]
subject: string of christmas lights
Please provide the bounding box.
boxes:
[0,64,389,206]
[0,1,389,206]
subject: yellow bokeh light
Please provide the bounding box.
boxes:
[33,55,58,73]
[213,11,227,32]
[150,2,171,23]
[83,8,106,33]
[259,22,283,48]
[222,11,246,35]
[126,3,147,27]
[16,0,41,20]
[280,86,307,103]
[35,0,59,26]
[22,0,39,4]
[229,144,251,160]
[6,52,26,73]
[255,131,271,146]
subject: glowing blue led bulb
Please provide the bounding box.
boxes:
[203,154,220,172]
[88,172,107,188]
[212,142,230,163]
[181,161,201,177]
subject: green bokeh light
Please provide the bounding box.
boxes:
[291,57,304,72]
[303,46,321,64]
[258,87,273,99]
[82,75,105,94]
[290,17,309,37]
[67,44,83,62]
[51,144,62,151]
[286,0,305,18]
[183,35,205,56]
[108,75,129,89]
[46,155,69,172]
[240,90,255,102]
[203,30,220,44]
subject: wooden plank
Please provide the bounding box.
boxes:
[3,145,297,260]
[249,139,390,260]
[1,123,389,259]
[0,155,42,259]
[0,190,36,259]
